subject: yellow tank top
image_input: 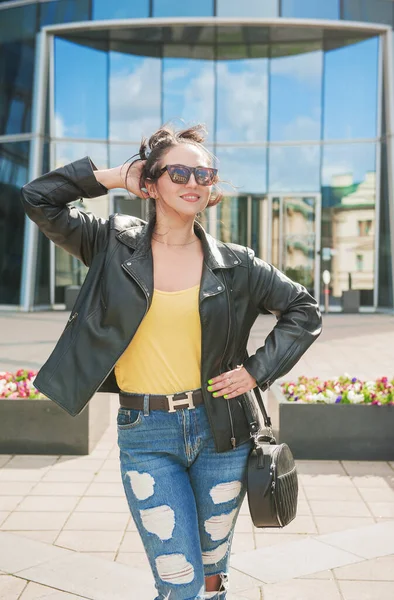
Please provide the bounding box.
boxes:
[114,284,201,394]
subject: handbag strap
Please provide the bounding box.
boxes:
[223,268,274,439]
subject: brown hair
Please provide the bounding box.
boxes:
[123,123,223,222]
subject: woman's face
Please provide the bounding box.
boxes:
[147,144,213,217]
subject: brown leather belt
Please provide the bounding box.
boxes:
[119,388,204,412]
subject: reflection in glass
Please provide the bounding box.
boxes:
[215,147,267,195]
[216,57,268,142]
[54,38,107,139]
[217,0,278,17]
[217,196,248,246]
[0,40,35,135]
[343,0,393,25]
[281,0,340,19]
[270,46,323,142]
[109,53,161,141]
[269,145,320,192]
[153,0,214,17]
[163,58,215,140]
[0,142,29,304]
[271,196,280,266]
[39,0,90,26]
[282,196,317,295]
[321,143,376,307]
[53,142,108,304]
[0,4,36,43]
[93,0,149,20]
[323,37,379,140]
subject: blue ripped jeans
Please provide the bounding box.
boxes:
[116,395,252,600]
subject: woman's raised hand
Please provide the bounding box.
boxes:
[120,160,149,198]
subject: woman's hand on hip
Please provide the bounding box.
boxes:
[206,366,257,399]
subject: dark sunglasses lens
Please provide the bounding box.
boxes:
[168,166,190,184]
[195,168,216,185]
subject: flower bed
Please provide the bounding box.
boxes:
[0,369,46,399]
[266,378,394,460]
[281,375,394,406]
[0,369,110,455]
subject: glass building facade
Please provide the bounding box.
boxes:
[1,0,394,311]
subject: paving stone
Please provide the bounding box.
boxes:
[115,552,151,571]
[19,580,88,599]
[300,474,354,487]
[357,487,394,502]
[0,531,71,574]
[295,461,347,475]
[231,537,361,584]
[342,462,394,477]
[333,555,394,580]
[0,456,12,468]
[118,531,147,553]
[261,578,342,599]
[63,511,128,531]
[55,530,123,552]
[314,516,375,534]
[74,496,129,513]
[317,520,394,559]
[254,533,308,548]
[12,531,60,544]
[16,496,79,512]
[40,471,95,483]
[0,512,10,526]
[231,533,256,554]
[351,475,394,488]
[0,482,36,496]
[91,470,122,483]
[29,483,89,497]
[338,580,394,600]
[367,502,394,518]
[16,552,155,600]
[1,512,69,531]
[0,574,27,599]
[309,500,371,518]
[7,456,59,468]
[0,496,23,511]
[303,485,361,501]
[0,470,46,482]
[84,482,125,497]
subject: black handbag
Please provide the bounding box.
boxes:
[222,268,298,528]
[240,385,299,528]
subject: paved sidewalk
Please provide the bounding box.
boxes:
[1,312,394,599]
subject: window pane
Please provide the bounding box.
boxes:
[109,52,161,142]
[323,37,379,140]
[269,145,320,192]
[321,143,376,307]
[40,0,90,27]
[53,141,108,169]
[54,38,108,139]
[281,0,340,19]
[217,0,278,17]
[343,0,394,26]
[0,40,35,135]
[0,4,36,43]
[0,142,29,305]
[153,0,214,17]
[163,57,215,141]
[270,45,323,142]
[215,147,267,195]
[216,55,268,142]
[93,0,149,19]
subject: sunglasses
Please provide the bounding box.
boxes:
[158,164,218,186]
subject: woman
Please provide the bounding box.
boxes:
[21,124,322,600]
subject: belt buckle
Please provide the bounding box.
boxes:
[166,390,196,412]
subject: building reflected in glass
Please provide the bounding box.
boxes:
[1,0,393,311]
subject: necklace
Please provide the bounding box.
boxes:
[151,235,199,247]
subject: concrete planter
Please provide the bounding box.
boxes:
[0,393,110,455]
[266,384,394,460]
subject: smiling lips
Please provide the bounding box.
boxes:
[180,194,200,203]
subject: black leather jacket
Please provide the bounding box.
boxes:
[20,156,322,453]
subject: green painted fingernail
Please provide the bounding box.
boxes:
[212,392,218,397]
[224,395,228,399]
[208,379,213,385]
[207,386,213,391]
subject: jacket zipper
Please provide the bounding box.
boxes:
[220,273,236,449]
[66,312,78,326]
[260,341,298,392]
[89,265,150,398]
